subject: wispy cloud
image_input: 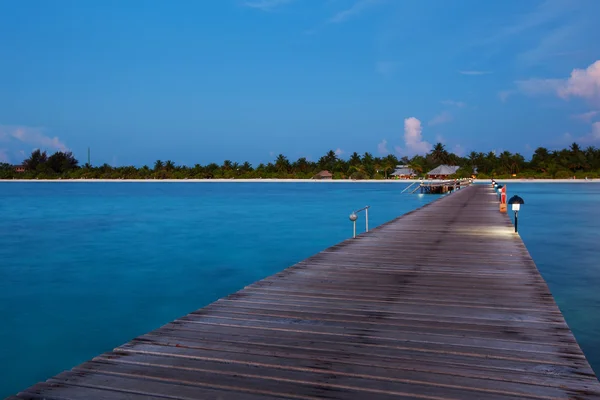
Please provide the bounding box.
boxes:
[395,117,431,156]
[516,22,580,67]
[305,0,385,35]
[441,100,466,108]
[459,70,493,76]
[515,78,564,96]
[503,59,600,105]
[0,125,67,152]
[377,139,389,155]
[243,0,294,11]
[572,110,599,122]
[498,90,515,102]
[335,148,344,156]
[428,111,453,126]
[471,0,590,67]
[475,0,578,47]
[329,0,383,24]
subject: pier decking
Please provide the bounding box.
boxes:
[10,184,600,399]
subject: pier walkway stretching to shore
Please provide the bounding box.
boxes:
[9,184,600,399]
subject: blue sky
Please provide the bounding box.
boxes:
[1,0,599,166]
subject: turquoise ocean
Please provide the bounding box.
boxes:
[0,182,599,396]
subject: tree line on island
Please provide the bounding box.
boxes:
[1,142,600,180]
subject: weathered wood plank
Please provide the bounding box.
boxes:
[12,184,600,399]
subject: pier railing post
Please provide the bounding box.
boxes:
[349,212,358,238]
[349,206,370,239]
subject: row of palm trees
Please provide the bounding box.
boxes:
[2,142,600,179]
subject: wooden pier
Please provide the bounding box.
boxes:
[10,184,600,399]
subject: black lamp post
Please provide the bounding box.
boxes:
[508,195,525,233]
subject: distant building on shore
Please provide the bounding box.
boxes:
[14,165,25,173]
[427,165,460,179]
[313,170,333,180]
[391,165,416,179]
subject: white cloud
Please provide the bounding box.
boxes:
[399,117,431,155]
[0,125,67,152]
[329,0,382,23]
[334,148,344,156]
[243,0,294,11]
[559,60,600,103]
[377,139,389,155]
[459,70,492,76]
[572,111,598,122]
[441,100,466,108]
[428,111,453,126]
[505,60,600,104]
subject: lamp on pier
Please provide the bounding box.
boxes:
[349,212,358,239]
[507,195,525,233]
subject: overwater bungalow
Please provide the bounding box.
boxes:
[427,165,460,179]
[391,165,416,179]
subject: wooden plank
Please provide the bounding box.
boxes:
[12,184,600,399]
[112,341,598,392]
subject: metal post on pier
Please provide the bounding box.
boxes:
[349,206,370,238]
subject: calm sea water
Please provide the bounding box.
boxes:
[0,182,438,396]
[0,182,599,396]
[502,182,600,375]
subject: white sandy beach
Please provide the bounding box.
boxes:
[1,178,598,183]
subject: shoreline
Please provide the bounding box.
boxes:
[0,178,598,183]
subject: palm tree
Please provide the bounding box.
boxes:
[408,162,423,175]
[164,160,175,171]
[348,152,361,166]
[293,157,309,173]
[531,147,549,172]
[431,143,449,164]
[499,151,513,174]
[222,160,232,171]
[275,154,290,173]
[318,150,338,172]
[153,160,164,172]
[241,161,253,172]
